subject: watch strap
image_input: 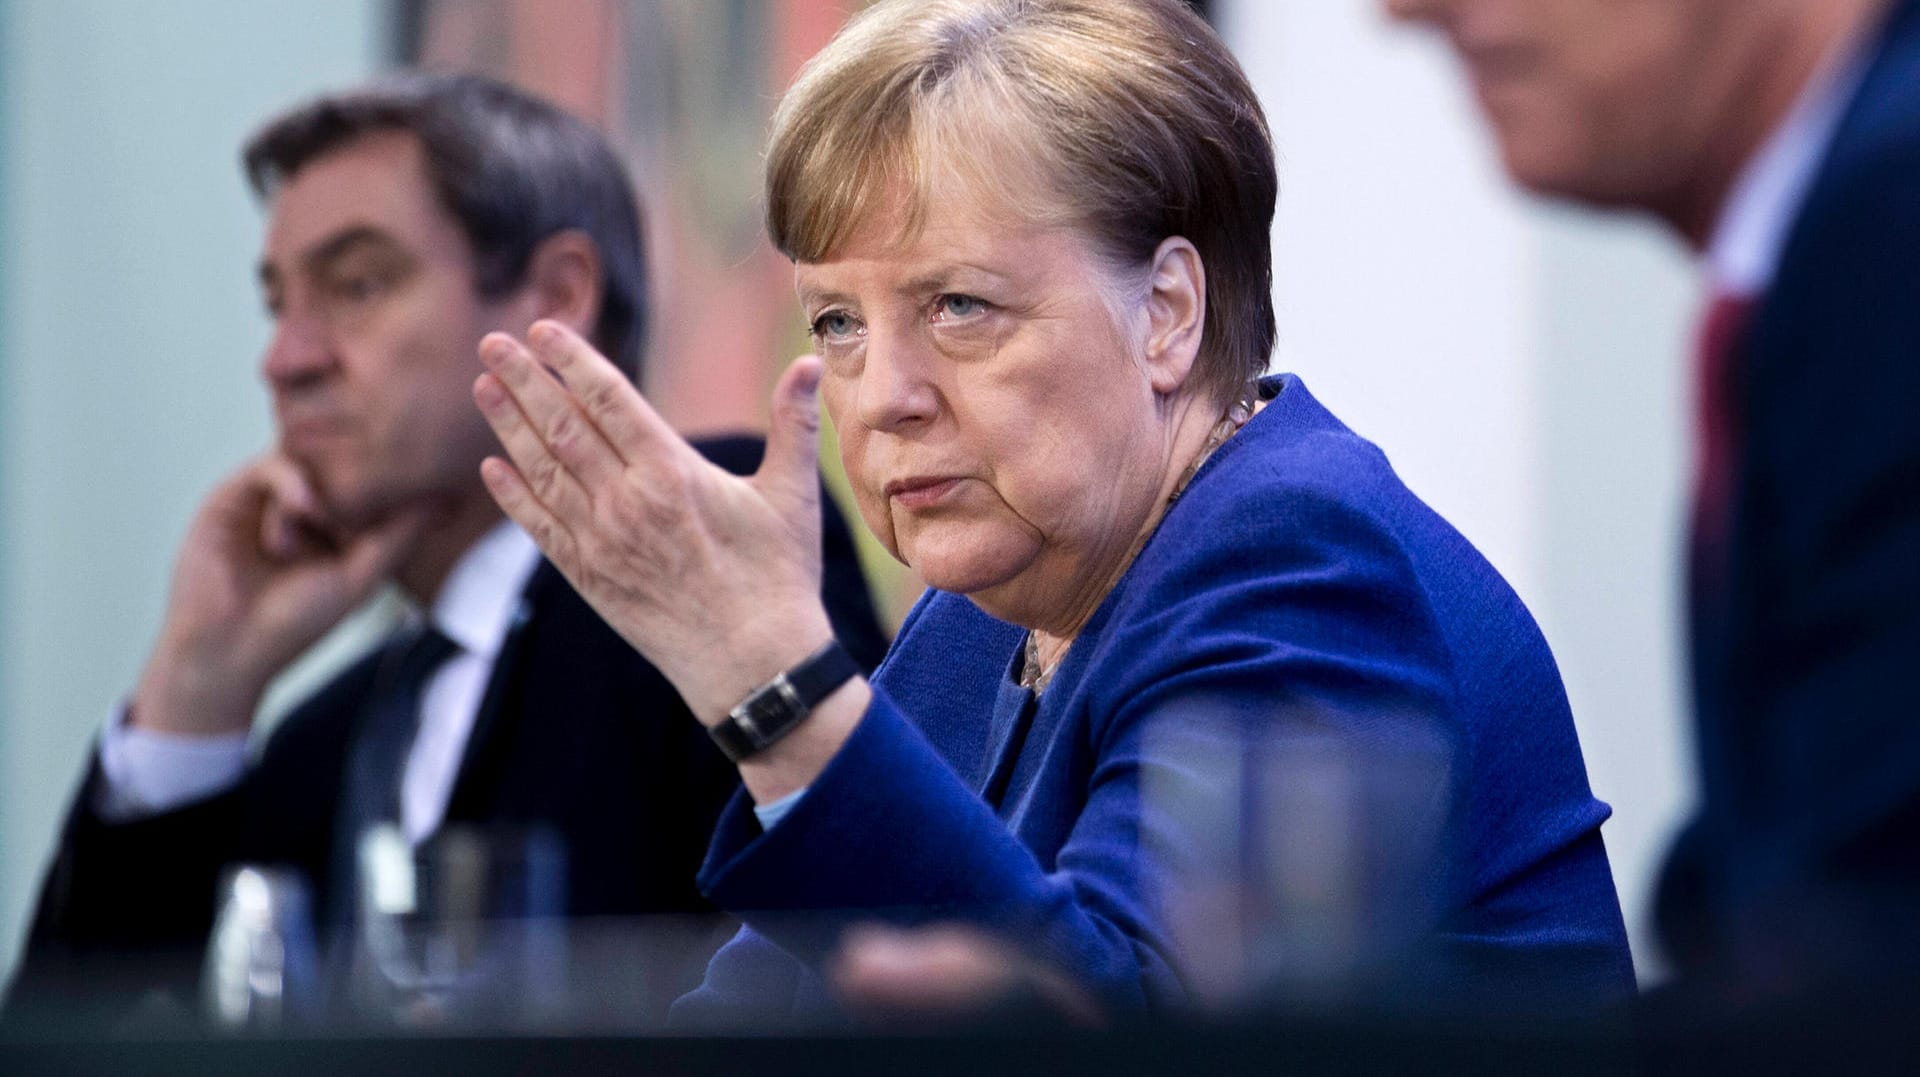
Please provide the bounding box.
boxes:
[709,640,859,763]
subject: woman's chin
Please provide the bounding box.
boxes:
[902,536,1041,601]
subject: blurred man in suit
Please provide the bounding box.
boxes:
[1387,0,1919,997]
[5,72,886,1027]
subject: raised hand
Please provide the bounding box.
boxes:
[471,320,840,728]
[130,454,433,737]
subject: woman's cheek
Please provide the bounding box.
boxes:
[852,482,901,562]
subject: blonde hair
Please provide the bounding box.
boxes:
[765,0,1278,405]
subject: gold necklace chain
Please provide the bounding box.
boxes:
[1019,398,1253,694]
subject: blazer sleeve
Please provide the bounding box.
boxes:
[691,481,1467,1013]
[6,662,369,1025]
[5,755,247,1023]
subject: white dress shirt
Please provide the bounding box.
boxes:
[97,521,544,846]
[1705,33,1871,297]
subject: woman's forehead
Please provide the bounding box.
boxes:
[794,190,1086,291]
[821,154,1078,256]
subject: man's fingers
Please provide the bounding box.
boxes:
[476,331,627,490]
[757,355,826,517]
[259,502,309,560]
[244,454,333,560]
[253,453,324,522]
[473,368,598,527]
[521,320,677,462]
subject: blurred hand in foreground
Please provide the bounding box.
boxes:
[831,923,1106,1030]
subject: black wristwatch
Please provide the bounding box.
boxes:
[708,640,860,763]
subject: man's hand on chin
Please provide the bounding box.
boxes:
[128,453,435,739]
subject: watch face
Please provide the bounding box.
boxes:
[738,695,786,744]
[733,676,803,748]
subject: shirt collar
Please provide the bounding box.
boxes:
[424,520,543,659]
[1706,34,1872,296]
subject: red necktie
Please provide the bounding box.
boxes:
[1691,290,1757,577]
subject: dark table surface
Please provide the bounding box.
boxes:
[6,1003,1918,1077]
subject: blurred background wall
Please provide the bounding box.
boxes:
[0,0,389,988]
[0,0,1699,986]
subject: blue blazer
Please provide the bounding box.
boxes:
[1657,0,1920,987]
[673,377,1632,1026]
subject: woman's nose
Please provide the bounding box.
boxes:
[856,331,940,433]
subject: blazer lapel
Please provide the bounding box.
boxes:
[978,630,1100,817]
[979,573,1133,818]
[979,665,1039,811]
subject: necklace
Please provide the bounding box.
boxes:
[1018,397,1254,694]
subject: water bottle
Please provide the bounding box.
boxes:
[202,865,321,1031]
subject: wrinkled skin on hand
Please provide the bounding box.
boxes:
[471,320,839,727]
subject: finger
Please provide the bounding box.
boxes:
[756,355,826,517]
[253,453,325,523]
[522,320,679,462]
[832,926,1013,1009]
[479,455,581,572]
[476,331,627,491]
[832,925,1105,1028]
[259,500,310,561]
[253,455,335,556]
[473,368,597,528]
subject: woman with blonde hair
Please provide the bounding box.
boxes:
[471,0,1633,1022]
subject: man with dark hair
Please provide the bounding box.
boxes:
[6,72,886,1025]
[1387,0,1920,999]
[243,73,649,379]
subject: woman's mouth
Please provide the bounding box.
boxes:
[885,476,964,510]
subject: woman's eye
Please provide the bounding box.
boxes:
[811,310,861,339]
[936,294,986,320]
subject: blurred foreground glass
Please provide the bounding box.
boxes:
[344,824,568,1029]
[203,866,322,1031]
[197,827,743,1034]
[1143,703,1457,1014]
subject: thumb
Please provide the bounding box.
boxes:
[757,355,826,516]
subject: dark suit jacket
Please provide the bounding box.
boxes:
[1657,0,1920,992]
[5,434,887,1028]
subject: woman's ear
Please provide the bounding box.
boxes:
[519,229,605,339]
[1142,236,1205,396]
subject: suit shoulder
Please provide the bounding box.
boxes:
[1778,21,1920,289]
[689,433,767,476]
[1149,393,1427,588]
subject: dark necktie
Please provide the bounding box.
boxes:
[349,623,460,830]
[1690,290,1757,596]
[328,624,460,927]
